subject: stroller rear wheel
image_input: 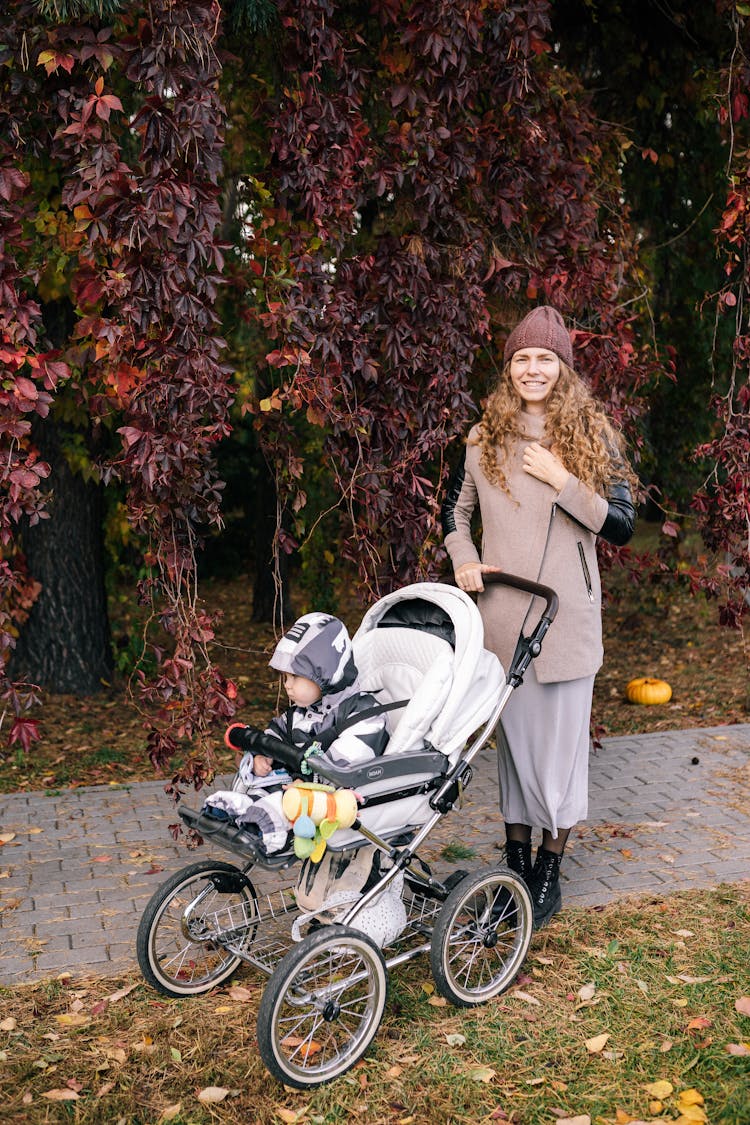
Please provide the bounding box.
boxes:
[429,867,533,1007]
[257,923,388,1089]
[136,859,258,997]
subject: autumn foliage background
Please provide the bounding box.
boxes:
[1,0,749,792]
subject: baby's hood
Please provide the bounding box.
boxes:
[269,613,357,696]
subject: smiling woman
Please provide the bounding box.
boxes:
[441,305,638,930]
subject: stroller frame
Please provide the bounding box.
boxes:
[136,573,558,1089]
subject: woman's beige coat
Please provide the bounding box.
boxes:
[443,413,610,683]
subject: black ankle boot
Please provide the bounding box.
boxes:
[504,840,533,884]
[491,841,532,927]
[529,847,562,929]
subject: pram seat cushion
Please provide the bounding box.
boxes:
[354,626,454,753]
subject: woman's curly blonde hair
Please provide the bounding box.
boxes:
[471,361,638,495]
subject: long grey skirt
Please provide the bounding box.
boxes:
[496,663,595,837]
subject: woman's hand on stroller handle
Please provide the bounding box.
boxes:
[454,562,502,593]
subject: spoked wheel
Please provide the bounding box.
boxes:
[136,859,258,997]
[257,924,388,1088]
[429,867,533,1008]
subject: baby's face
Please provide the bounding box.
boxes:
[283,673,322,708]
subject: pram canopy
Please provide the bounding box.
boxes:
[353,581,504,762]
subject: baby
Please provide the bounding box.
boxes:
[202,612,388,853]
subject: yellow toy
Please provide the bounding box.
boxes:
[281,782,359,862]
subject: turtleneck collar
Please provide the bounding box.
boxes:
[518,409,548,442]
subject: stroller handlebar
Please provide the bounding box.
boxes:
[480,570,559,623]
[475,570,559,687]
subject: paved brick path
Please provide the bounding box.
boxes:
[0,724,748,985]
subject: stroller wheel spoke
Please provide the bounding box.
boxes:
[258,925,388,1089]
[136,861,258,998]
[430,868,533,1007]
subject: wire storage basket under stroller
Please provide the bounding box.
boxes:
[136,572,558,1089]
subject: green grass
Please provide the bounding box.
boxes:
[440,841,477,862]
[1,885,748,1124]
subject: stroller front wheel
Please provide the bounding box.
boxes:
[429,866,533,1007]
[136,859,258,997]
[257,923,388,1089]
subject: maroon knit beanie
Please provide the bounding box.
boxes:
[503,305,573,368]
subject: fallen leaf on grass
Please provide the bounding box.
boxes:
[735,996,750,1017]
[577,982,596,1001]
[644,1080,673,1099]
[512,989,540,1005]
[55,1013,90,1028]
[445,1033,466,1047]
[678,1090,704,1108]
[227,985,253,1002]
[386,1065,403,1078]
[584,1032,610,1054]
[427,995,447,1007]
[674,1110,707,1124]
[726,1042,750,1055]
[96,1082,115,1098]
[158,1105,182,1122]
[42,1089,80,1100]
[468,1065,496,1083]
[0,1017,17,1031]
[554,1116,590,1125]
[275,1109,308,1124]
[686,1017,712,1031]
[107,984,137,1003]
[197,1086,229,1104]
[280,1035,322,1059]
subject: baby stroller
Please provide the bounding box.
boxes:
[136,572,558,1089]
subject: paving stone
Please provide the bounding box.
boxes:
[0,722,748,983]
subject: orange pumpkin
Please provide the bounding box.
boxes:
[626,677,673,705]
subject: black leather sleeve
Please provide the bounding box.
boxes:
[440,448,467,538]
[598,481,636,546]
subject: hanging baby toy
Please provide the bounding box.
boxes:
[281,782,359,862]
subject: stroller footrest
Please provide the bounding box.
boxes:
[178,806,297,870]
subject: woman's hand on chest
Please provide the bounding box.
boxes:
[522,442,570,492]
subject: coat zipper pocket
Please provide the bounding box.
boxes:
[577,541,595,602]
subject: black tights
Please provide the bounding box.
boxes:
[505,822,571,857]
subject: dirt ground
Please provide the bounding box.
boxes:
[0,558,747,794]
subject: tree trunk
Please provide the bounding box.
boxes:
[10,297,113,694]
[11,416,113,694]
